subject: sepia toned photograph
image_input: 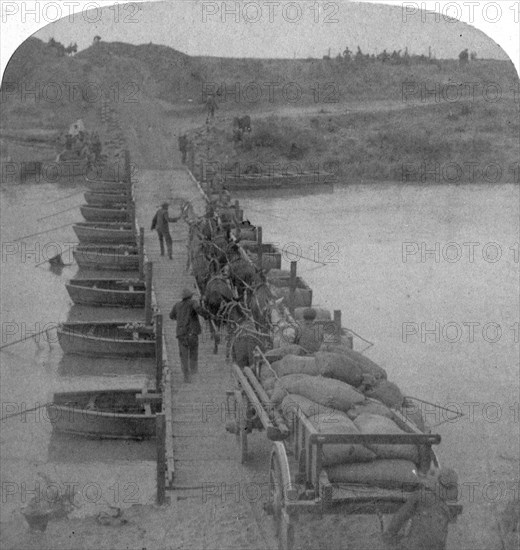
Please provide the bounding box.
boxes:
[0,1,518,549]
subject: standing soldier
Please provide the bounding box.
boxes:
[205,94,218,123]
[151,202,180,259]
[170,288,207,383]
[383,468,459,550]
[91,132,102,162]
[295,308,323,353]
[178,134,188,164]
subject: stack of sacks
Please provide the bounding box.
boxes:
[264,345,306,364]
[272,356,321,377]
[259,352,312,397]
[318,342,413,414]
[270,373,365,412]
[280,393,339,420]
[256,351,427,491]
[262,351,423,431]
[314,352,364,387]
[319,343,388,381]
[365,380,405,409]
[346,398,394,420]
[353,413,420,463]
[269,353,365,386]
[259,361,278,395]
[326,460,421,490]
[308,414,376,465]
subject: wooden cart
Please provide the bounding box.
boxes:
[227,349,463,550]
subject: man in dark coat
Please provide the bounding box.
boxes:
[383,468,459,550]
[178,134,188,164]
[151,202,179,259]
[295,308,323,353]
[170,288,206,383]
[205,94,218,122]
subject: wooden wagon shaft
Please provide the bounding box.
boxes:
[135,393,162,403]
[284,495,463,518]
[309,433,441,445]
[243,367,290,439]
[232,364,285,441]
[60,320,153,329]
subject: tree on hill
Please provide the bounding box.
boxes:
[93,36,101,45]
[65,42,77,56]
[47,37,66,57]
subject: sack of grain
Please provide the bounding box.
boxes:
[272,355,321,377]
[259,361,276,383]
[270,374,307,406]
[308,413,376,465]
[326,459,421,490]
[280,394,342,423]
[365,380,404,408]
[315,351,364,387]
[320,343,387,380]
[346,399,393,421]
[294,307,331,321]
[262,376,276,394]
[353,413,420,463]
[264,345,306,363]
[271,374,364,412]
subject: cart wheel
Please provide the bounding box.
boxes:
[269,451,295,550]
[234,391,248,463]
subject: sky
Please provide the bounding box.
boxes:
[0,1,518,79]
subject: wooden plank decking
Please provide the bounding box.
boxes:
[133,166,277,549]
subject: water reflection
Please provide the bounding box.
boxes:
[57,354,154,378]
[47,432,156,464]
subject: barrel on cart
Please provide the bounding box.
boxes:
[226,348,463,550]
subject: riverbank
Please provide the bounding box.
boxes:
[187,96,519,185]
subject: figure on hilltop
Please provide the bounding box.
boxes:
[205,94,218,123]
[178,134,188,164]
[459,48,469,67]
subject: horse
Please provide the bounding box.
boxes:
[232,220,257,242]
[249,281,276,334]
[225,302,269,367]
[228,257,262,302]
[202,232,230,266]
[190,252,218,295]
[232,116,252,142]
[202,275,236,354]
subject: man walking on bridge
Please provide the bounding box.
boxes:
[178,134,188,164]
[205,94,218,123]
[170,288,207,383]
[151,202,180,259]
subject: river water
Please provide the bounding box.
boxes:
[1,181,518,546]
[236,182,519,547]
[0,182,156,521]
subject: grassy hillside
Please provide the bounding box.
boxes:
[188,95,519,184]
[198,57,518,108]
[0,38,204,131]
[1,37,517,183]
